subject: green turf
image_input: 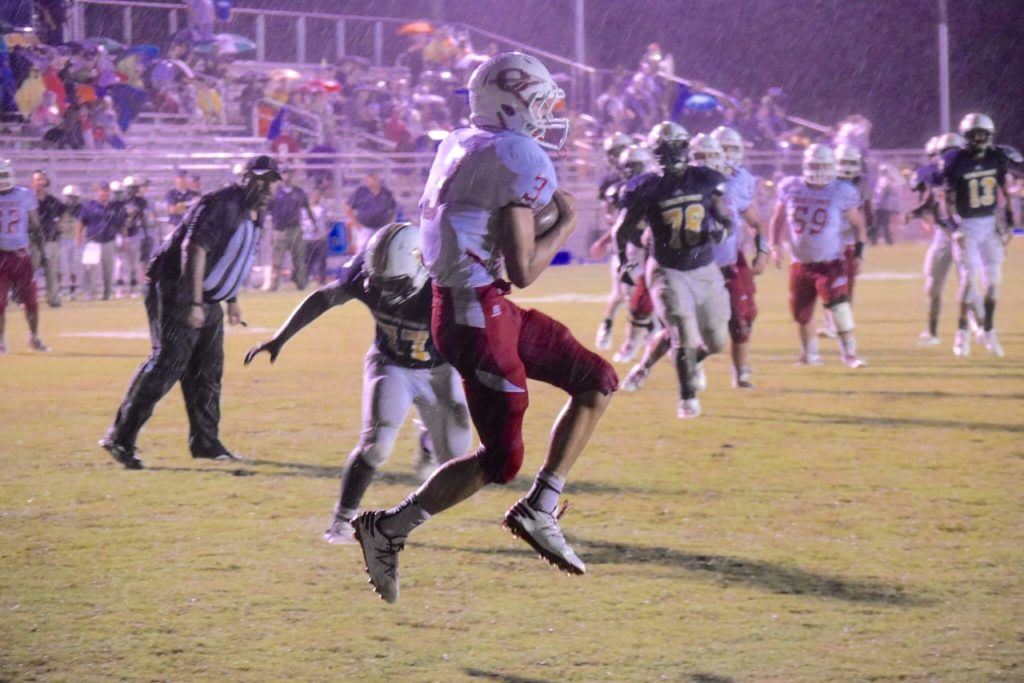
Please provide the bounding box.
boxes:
[1,244,1022,681]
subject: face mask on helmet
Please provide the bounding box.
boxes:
[0,160,13,192]
[711,126,744,168]
[468,52,570,151]
[965,129,992,151]
[363,222,429,307]
[690,134,726,173]
[803,145,837,186]
[647,122,690,173]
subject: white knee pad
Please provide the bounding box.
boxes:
[830,302,855,334]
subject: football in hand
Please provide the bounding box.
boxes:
[533,199,561,238]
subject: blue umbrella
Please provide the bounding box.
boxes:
[107,83,148,131]
[123,44,160,63]
[684,93,719,111]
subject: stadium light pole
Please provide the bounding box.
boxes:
[574,0,586,102]
[938,0,951,132]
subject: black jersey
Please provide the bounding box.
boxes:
[943,147,1008,219]
[912,162,942,194]
[334,252,441,369]
[625,166,727,271]
[618,171,656,247]
[598,171,625,207]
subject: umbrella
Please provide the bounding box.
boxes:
[684,93,718,111]
[107,83,148,131]
[397,21,434,36]
[151,57,195,88]
[306,78,341,94]
[85,37,125,53]
[3,31,39,48]
[123,44,160,62]
[269,67,301,81]
[214,33,255,55]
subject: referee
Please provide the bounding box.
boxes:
[100,156,281,469]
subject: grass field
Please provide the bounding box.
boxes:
[1,243,1022,682]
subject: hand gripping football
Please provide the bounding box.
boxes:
[533,199,561,238]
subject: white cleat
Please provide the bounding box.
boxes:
[842,355,868,369]
[817,326,838,339]
[918,332,940,346]
[323,517,357,545]
[967,312,986,344]
[28,335,51,352]
[595,321,612,351]
[612,339,636,364]
[733,367,754,389]
[353,511,405,604]
[797,353,824,366]
[693,361,707,391]
[953,329,970,358]
[503,499,585,575]
[677,398,702,419]
[621,363,650,392]
[984,331,1004,357]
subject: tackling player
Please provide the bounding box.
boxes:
[352,53,618,604]
[0,159,50,353]
[769,144,867,367]
[943,113,1015,357]
[614,122,732,418]
[245,222,472,545]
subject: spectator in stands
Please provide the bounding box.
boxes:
[166,170,199,227]
[269,167,316,290]
[80,181,126,300]
[345,169,397,253]
[188,174,202,195]
[34,0,68,46]
[301,189,328,286]
[30,170,65,307]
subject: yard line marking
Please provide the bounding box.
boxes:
[61,326,276,339]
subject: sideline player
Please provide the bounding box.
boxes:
[943,113,1015,357]
[0,159,50,353]
[592,131,631,350]
[352,52,617,603]
[614,122,732,418]
[245,222,472,545]
[769,144,867,367]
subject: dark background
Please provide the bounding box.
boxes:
[83,0,1024,149]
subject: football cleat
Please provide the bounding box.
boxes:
[595,320,612,351]
[323,516,357,545]
[816,326,838,339]
[693,361,707,392]
[621,363,650,392]
[984,331,1005,357]
[953,329,970,358]
[99,438,144,470]
[677,398,702,418]
[28,335,50,352]
[797,353,824,366]
[967,311,986,344]
[733,366,754,389]
[353,510,405,604]
[842,355,868,369]
[193,448,245,462]
[918,332,940,346]
[503,499,585,575]
[612,338,636,364]
[413,428,438,482]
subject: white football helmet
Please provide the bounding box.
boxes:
[468,51,569,151]
[690,134,727,173]
[617,144,654,179]
[647,121,690,172]
[62,184,81,199]
[936,132,965,154]
[0,158,14,192]
[834,144,863,180]
[711,126,744,168]
[602,131,631,166]
[924,136,940,157]
[802,144,837,186]
[363,222,429,307]
[959,112,994,151]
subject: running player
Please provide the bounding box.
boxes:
[944,113,1015,357]
[593,131,631,350]
[769,144,867,367]
[245,222,472,545]
[352,53,617,603]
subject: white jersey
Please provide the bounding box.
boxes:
[777,176,860,263]
[839,177,869,246]
[713,165,756,267]
[0,186,38,251]
[420,127,557,288]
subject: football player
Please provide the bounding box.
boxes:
[592,131,633,351]
[768,144,867,367]
[0,159,50,353]
[352,53,617,604]
[614,122,732,417]
[943,113,1015,357]
[245,222,472,545]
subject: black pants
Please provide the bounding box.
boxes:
[107,280,225,456]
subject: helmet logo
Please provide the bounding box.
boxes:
[494,68,544,105]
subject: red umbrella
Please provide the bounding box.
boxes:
[306,79,341,94]
[397,21,434,36]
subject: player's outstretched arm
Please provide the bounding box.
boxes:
[244,282,353,365]
[767,201,786,268]
[499,189,577,289]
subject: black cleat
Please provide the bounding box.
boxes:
[99,438,144,470]
[192,447,245,462]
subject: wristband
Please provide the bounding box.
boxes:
[854,241,865,259]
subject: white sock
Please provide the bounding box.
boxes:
[378,494,431,538]
[840,333,857,358]
[526,471,565,514]
[804,336,819,357]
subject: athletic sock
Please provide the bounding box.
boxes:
[840,333,857,358]
[337,453,377,521]
[928,316,938,337]
[378,493,431,538]
[525,470,565,515]
[983,298,995,332]
[674,347,696,399]
[957,317,967,330]
[803,336,819,358]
